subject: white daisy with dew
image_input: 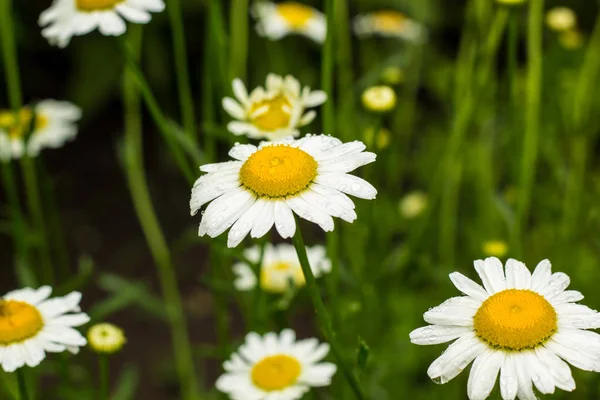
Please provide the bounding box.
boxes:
[353,10,426,42]
[0,286,89,372]
[39,0,165,48]
[233,243,331,293]
[251,1,327,44]
[410,257,600,400]
[190,135,377,248]
[0,100,81,162]
[216,329,336,400]
[223,74,327,141]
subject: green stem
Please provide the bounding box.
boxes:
[16,369,28,400]
[167,0,196,139]
[507,9,519,108]
[117,37,196,185]
[516,0,544,251]
[122,27,199,400]
[291,218,365,400]
[99,355,109,400]
[229,0,249,82]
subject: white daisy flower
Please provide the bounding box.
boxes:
[223,74,327,141]
[251,1,327,44]
[38,0,165,48]
[0,100,81,162]
[216,329,337,400]
[190,135,377,248]
[410,257,600,400]
[233,243,331,293]
[0,286,89,372]
[353,10,426,42]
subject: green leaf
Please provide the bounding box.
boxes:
[356,338,370,372]
[111,365,140,400]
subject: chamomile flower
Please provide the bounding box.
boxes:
[546,7,577,32]
[0,286,89,372]
[410,257,600,400]
[0,100,81,162]
[223,74,327,141]
[362,86,397,113]
[216,329,336,400]
[233,243,331,293]
[190,135,377,248]
[87,323,126,354]
[39,0,165,48]
[252,1,327,44]
[353,10,425,42]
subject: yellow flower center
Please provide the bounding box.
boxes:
[260,262,305,293]
[474,289,557,351]
[372,11,408,33]
[249,95,292,131]
[76,0,123,11]
[277,2,314,28]
[251,354,302,391]
[0,300,44,345]
[0,109,48,139]
[240,145,317,198]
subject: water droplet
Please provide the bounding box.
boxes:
[351,183,361,192]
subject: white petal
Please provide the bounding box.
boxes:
[222,97,247,120]
[474,258,506,294]
[504,258,531,289]
[500,353,519,400]
[274,201,296,239]
[535,346,575,392]
[550,290,584,305]
[98,12,127,36]
[298,110,316,126]
[545,337,600,372]
[515,356,536,400]
[314,173,377,199]
[423,297,478,326]
[299,363,337,386]
[228,144,257,161]
[538,272,571,299]
[448,272,489,302]
[116,3,151,23]
[232,263,257,291]
[303,90,327,107]
[409,325,473,345]
[317,152,377,174]
[300,190,357,223]
[557,303,600,329]
[232,79,249,105]
[427,333,486,384]
[227,199,267,248]
[523,351,555,394]
[199,188,256,237]
[287,196,334,232]
[530,259,552,291]
[250,200,275,239]
[467,350,503,400]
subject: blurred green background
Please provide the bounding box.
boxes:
[2,0,600,399]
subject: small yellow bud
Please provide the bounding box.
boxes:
[559,29,584,50]
[496,0,526,6]
[362,86,397,112]
[87,323,126,355]
[482,240,509,258]
[546,7,577,32]
[399,191,428,219]
[381,67,405,85]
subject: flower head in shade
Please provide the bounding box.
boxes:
[190,135,377,248]
[399,191,428,219]
[223,74,327,141]
[39,0,165,48]
[87,323,126,355]
[559,30,584,50]
[0,286,89,372]
[381,67,405,85]
[252,1,326,44]
[546,7,577,32]
[361,86,396,112]
[482,240,509,258]
[353,10,425,42]
[410,257,600,400]
[363,126,391,151]
[233,243,331,293]
[0,100,81,162]
[216,329,336,399]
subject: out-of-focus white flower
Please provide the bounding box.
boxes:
[399,191,428,219]
[252,1,327,44]
[354,10,425,42]
[222,74,326,141]
[546,7,577,32]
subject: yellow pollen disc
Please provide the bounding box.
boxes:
[372,11,408,33]
[76,0,122,11]
[260,262,306,293]
[474,289,557,351]
[277,2,314,28]
[0,301,44,345]
[249,95,292,131]
[251,354,302,391]
[240,145,318,198]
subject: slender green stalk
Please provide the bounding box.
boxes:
[507,9,519,108]
[16,369,28,400]
[229,0,249,82]
[516,0,544,249]
[122,27,200,400]
[0,0,54,284]
[291,218,365,400]
[251,238,268,331]
[98,355,109,400]
[201,23,217,163]
[333,0,354,142]
[321,0,335,134]
[167,0,196,139]
[117,37,196,185]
